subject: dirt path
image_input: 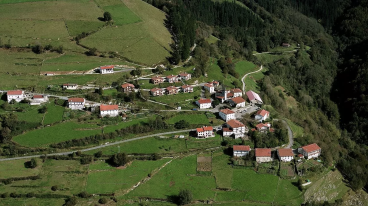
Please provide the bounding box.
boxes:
[241,65,263,94]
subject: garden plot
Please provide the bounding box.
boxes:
[279,162,295,178]
[197,156,212,172]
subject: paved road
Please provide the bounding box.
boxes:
[274,119,294,149]
[0,129,197,162]
[241,65,263,94]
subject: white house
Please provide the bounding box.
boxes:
[278,148,294,162]
[219,108,235,122]
[233,145,251,157]
[255,109,270,122]
[255,123,272,133]
[166,86,179,95]
[100,104,119,117]
[255,148,273,163]
[30,95,48,105]
[166,74,179,83]
[99,65,114,74]
[63,84,78,90]
[230,88,243,97]
[246,90,263,105]
[181,85,193,93]
[150,88,164,96]
[203,83,215,93]
[196,99,212,109]
[229,97,246,108]
[179,72,191,81]
[7,90,25,103]
[68,98,85,110]
[298,143,321,159]
[151,76,165,84]
[196,126,214,138]
[224,119,248,138]
[121,83,135,93]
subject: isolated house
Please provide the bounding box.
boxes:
[298,143,321,159]
[150,88,164,96]
[121,83,135,93]
[196,98,212,109]
[68,98,85,110]
[100,104,119,117]
[246,90,263,105]
[229,97,246,108]
[179,72,191,81]
[30,95,48,105]
[151,76,164,84]
[166,74,179,83]
[255,123,271,133]
[166,86,179,95]
[233,145,251,157]
[224,119,248,138]
[277,148,294,162]
[63,84,78,90]
[99,65,114,74]
[255,109,270,122]
[230,88,243,97]
[255,148,272,163]
[196,126,214,138]
[181,85,193,93]
[203,83,215,93]
[219,108,235,122]
[7,90,25,103]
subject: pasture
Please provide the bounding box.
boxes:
[244,67,266,92]
[43,101,64,125]
[235,60,257,77]
[165,113,209,124]
[286,118,304,138]
[0,158,42,179]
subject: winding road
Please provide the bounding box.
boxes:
[241,65,263,94]
[274,119,294,149]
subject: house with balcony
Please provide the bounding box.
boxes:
[68,98,85,110]
[181,85,193,93]
[150,88,164,96]
[100,104,119,117]
[298,143,321,159]
[196,126,214,138]
[233,145,251,157]
[99,65,114,74]
[219,108,235,122]
[121,83,135,93]
[7,90,25,103]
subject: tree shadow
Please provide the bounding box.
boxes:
[97,17,105,22]
[24,161,32,168]
[166,195,179,205]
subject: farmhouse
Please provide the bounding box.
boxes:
[63,84,78,90]
[196,126,214,138]
[255,109,270,122]
[166,86,179,95]
[166,74,179,83]
[224,119,248,138]
[196,98,212,109]
[121,83,135,93]
[100,104,119,117]
[229,97,246,108]
[298,143,321,159]
[246,90,263,105]
[181,85,193,93]
[255,148,273,163]
[179,72,191,80]
[203,83,215,93]
[150,88,164,96]
[219,108,235,122]
[277,148,294,162]
[230,88,243,97]
[255,123,271,132]
[7,90,25,103]
[68,98,85,110]
[151,76,164,84]
[30,95,48,105]
[233,145,251,157]
[99,65,114,74]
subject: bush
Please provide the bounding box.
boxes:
[51,185,58,191]
[38,106,47,113]
[178,189,192,205]
[94,151,103,158]
[64,196,77,206]
[78,191,89,198]
[99,198,108,204]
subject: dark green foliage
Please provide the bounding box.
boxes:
[94,151,103,158]
[29,158,37,168]
[178,189,193,205]
[99,198,108,204]
[174,120,190,129]
[78,191,90,198]
[38,106,47,114]
[103,11,112,22]
[64,196,77,206]
[109,152,131,167]
[51,185,58,191]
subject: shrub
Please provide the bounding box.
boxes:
[64,196,77,206]
[51,185,58,191]
[99,198,108,204]
[78,191,89,198]
[178,189,192,205]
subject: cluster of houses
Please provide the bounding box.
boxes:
[150,72,191,85]
[6,90,48,105]
[233,143,321,162]
[150,85,193,96]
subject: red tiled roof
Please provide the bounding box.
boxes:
[231,88,242,93]
[197,99,211,104]
[227,119,245,128]
[234,145,251,151]
[255,148,271,157]
[63,83,77,86]
[278,148,294,157]
[68,98,84,103]
[298,154,304,157]
[151,76,164,80]
[269,128,275,132]
[231,97,245,104]
[166,86,178,90]
[121,83,135,88]
[181,85,192,89]
[256,123,271,129]
[166,74,177,79]
[227,92,234,98]
[302,143,321,153]
[212,81,219,84]
[256,109,270,117]
[150,88,162,92]
[100,104,118,111]
[251,128,256,131]
[7,90,23,95]
[246,90,262,103]
[223,127,232,132]
[33,95,44,99]
[220,108,235,115]
[100,65,114,70]
[196,126,213,132]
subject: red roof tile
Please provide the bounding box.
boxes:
[181,85,192,89]
[166,74,177,79]
[166,86,178,90]
[223,127,232,132]
[151,76,164,80]
[246,90,262,103]
[256,123,271,129]
[234,145,251,151]
[33,95,44,99]
[231,97,245,104]
[227,119,245,128]
[121,83,135,88]
[7,90,23,95]
[197,99,211,104]
[68,98,84,103]
[278,148,294,157]
[255,148,271,157]
[231,88,242,93]
[196,126,213,132]
[220,108,235,115]
[227,93,234,98]
[150,88,163,92]
[302,143,321,153]
[100,104,118,111]
[100,65,114,70]
[256,109,270,117]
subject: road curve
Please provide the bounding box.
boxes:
[274,119,294,148]
[0,129,198,162]
[241,65,263,94]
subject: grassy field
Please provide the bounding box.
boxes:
[286,119,304,138]
[0,158,42,179]
[65,20,105,37]
[274,179,303,205]
[16,105,45,125]
[43,102,64,125]
[103,118,149,133]
[244,67,267,92]
[235,60,257,77]
[86,159,170,194]
[206,35,219,44]
[151,88,201,109]
[165,113,209,124]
